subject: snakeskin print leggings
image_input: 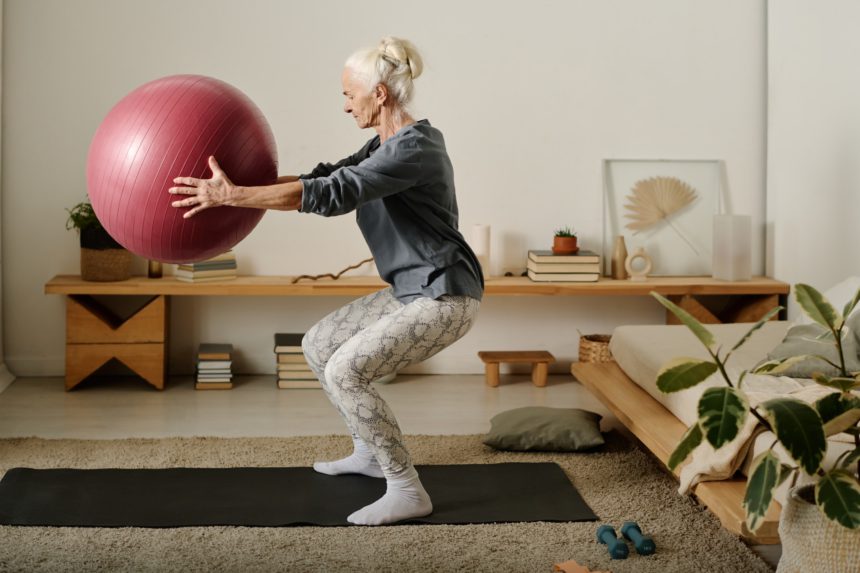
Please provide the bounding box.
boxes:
[302,287,480,473]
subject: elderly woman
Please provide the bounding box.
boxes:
[169,37,483,525]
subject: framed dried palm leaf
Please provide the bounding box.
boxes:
[603,159,724,276]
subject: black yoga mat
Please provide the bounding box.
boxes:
[0,463,597,527]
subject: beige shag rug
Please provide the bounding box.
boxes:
[0,433,771,573]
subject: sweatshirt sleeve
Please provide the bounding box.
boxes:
[298,139,376,179]
[300,137,422,217]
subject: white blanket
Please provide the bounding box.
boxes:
[679,370,854,494]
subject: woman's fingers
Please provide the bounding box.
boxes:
[171,196,197,207]
[183,205,207,219]
[168,186,198,195]
[208,156,224,178]
[169,158,227,219]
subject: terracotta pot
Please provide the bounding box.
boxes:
[777,485,860,572]
[552,236,578,255]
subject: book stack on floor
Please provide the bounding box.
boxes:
[527,250,601,282]
[274,333,318,389]
[175,250,237,282]
[195,343,233,390]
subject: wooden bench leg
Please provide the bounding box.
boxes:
[485,363,500,387]
[531,362,548,387]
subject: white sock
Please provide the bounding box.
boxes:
[347,465,433,525]
[313,435,384,478]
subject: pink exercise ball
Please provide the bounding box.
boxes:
[86,74,278,264]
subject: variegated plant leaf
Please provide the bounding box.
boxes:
[795,283,839,331]
[759,397,826,475]
[650,292,715,350]
[729,307,782,354]
[841,449,860,470]
[815,469,860,530]
[657,358,718,393]
[743,450,781,532]
[843,287,860,320]
[815,392,860,424]
[668,423,703,471]
[698,387,749,449]
[753,355,824,375]
[823,408,860,437]
[812,373,860,393]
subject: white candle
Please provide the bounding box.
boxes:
[471,224,491,276]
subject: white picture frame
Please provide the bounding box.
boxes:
[603,159,724,276]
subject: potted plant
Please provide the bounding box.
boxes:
[66,200,132,281]
[652,285,860,571]
[552,226,578,255]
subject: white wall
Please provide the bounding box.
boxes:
[767,0,860,315]
[2,0,767,376]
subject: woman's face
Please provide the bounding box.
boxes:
[342,68,381,129]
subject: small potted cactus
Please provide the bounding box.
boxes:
[552,226,579,255]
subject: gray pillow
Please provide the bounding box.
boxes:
[763,312,860,378]
[483,406,604,452]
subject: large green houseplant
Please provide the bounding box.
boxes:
[651,284,860,533]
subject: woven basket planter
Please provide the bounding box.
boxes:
[777,485,860,572]
[80,248,132,282]
[578,334,613,363]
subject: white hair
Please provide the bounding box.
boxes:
[345,36,424,108]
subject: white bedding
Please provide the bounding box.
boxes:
[608,321,854,498]
[608,321,791,426]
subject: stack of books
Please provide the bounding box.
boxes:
[526,250,601,282]
[195,343,233,390]
[274,333,318,389]
[175,250,237,282]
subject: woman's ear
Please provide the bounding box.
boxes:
[374,83,388,105]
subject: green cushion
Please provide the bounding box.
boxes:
[483,406,604,452]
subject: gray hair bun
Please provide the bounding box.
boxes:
[378,36,423,81]
[345,37,424,107]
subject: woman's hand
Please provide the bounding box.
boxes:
[169,156,237,219]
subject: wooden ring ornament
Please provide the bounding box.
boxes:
[624,247,652,281]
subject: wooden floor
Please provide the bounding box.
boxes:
[0,373,618,439]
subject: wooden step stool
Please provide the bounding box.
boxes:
[477,351,556,387]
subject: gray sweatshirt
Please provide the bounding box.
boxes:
[299,120,484,303]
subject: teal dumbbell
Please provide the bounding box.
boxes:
[596,525,629,559]
[621,521,656,556]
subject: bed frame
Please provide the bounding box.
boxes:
[571,361,780,544]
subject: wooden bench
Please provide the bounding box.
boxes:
[477,351,555,387]
[44,275,788,390]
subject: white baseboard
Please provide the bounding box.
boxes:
[0,363,16,394]
[4,356,65,377]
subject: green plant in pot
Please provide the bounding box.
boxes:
[652,284,860,571]
[66,200,132,282]
[552,226,578,255]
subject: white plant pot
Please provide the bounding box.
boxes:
[777,485,860,572]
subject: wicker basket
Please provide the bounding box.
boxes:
[81,248,132,282]
[578,333,613,363]
[778,485,860,572]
